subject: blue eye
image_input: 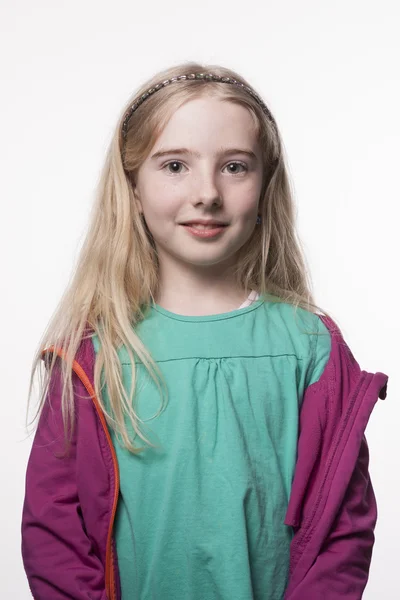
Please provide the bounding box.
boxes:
[162,161,248,175]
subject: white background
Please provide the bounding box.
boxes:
[1,0,398,597]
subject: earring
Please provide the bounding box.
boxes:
[256,215,261,225]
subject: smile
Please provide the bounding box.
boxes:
[180,224,228,238]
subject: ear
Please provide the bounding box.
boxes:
[132,188,143,215]
[127,172,143,215]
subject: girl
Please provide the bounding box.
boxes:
[21,61,389,600]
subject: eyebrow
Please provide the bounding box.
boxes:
[150,147,258,161]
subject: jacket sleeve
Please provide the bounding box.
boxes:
[21,359,107,600]
[285,313,388,599]
[292,433,377,598]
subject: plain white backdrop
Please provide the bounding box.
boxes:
[1,0,398,597]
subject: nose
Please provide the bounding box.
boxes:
[192,167,222,209]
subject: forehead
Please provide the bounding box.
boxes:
[154,96,259,147]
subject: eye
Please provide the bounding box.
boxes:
[224,161,248,175]
[163,161,187,175]
[162,160,248,176]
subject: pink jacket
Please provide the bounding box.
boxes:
[21,315,389,599]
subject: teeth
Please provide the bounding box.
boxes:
[188,224,220,229]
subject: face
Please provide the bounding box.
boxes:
[133,96,264,280]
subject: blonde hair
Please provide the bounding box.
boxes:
[26,60,336,455]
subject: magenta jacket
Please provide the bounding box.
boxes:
[21,315,389,599]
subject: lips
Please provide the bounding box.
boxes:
[179,218,228,226]
[180,221,228,227]
[181,223,228,238]
[184,223,227,229]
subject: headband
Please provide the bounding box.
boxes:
[121,72,279,142]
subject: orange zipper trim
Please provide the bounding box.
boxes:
[41,346,120,600]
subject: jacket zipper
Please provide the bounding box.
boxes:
[289,371,369,574]
[43,347,120,600]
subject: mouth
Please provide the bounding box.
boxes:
[180,223,228,238]
[181,223,228,230]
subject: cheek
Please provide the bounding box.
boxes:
[234,197,259,220]
[143,183,182,219]
[230,182,261,212]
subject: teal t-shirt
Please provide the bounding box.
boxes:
[92,294,331,600]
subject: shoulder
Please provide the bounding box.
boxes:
[41,325,96,381]
[261,295,332,382]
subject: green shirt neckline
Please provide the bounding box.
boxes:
[150,295,266,323]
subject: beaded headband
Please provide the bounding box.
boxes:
[121,72,279,142]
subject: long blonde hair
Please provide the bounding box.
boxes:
[26,60,336,455]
